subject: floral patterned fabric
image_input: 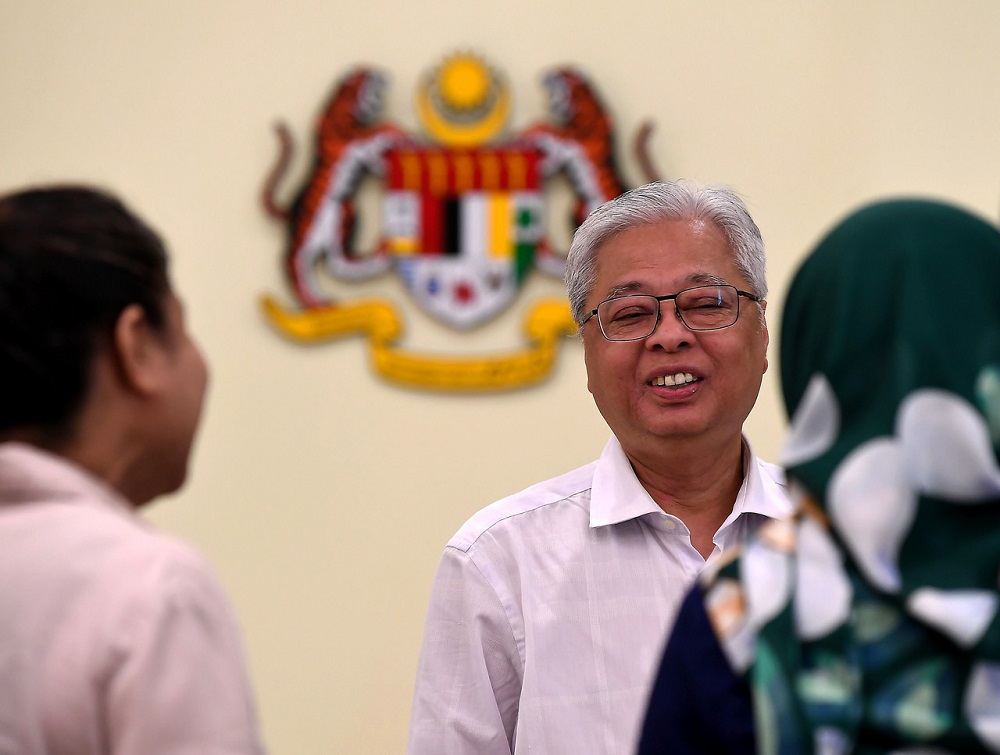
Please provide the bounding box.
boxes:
[702,199,1000,754]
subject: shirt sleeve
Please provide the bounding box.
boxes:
[105,547,267,755]
[636,583,756,755]
[407,545,523,755]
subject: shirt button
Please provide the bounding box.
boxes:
[663,518,677,531]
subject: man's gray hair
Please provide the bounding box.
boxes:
[564,180,767,325]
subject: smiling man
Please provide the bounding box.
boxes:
[407,181,793,755]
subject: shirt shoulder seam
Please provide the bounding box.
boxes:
[448,483,593,553]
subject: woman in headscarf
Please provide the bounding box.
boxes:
[638,198,1000,754]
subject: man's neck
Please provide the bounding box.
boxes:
[624,436,746,559]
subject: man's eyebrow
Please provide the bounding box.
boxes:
[603,273,728,299]
[688,272,727,286]
[691,273,729,286]
[605,281,647,298]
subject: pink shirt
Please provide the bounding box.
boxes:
[0,442,266,754]
[407,436,792,755]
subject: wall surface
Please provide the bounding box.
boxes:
[3,2,999,752]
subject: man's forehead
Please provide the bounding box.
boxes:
[592,220,732,262]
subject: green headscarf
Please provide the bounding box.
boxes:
[703,199,1000,754]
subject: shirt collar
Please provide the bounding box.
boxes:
[718,436,791,530]
[589,435,790,528]
[590,437,663,527]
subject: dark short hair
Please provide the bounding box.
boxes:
[0,185,170,437]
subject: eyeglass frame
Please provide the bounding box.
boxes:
[581,284,763,341]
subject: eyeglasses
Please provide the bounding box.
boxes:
[582,284,762,342]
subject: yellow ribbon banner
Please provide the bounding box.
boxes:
[260,295,577,392]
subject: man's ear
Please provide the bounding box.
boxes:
[111,303,166,396]
[759,299,769,374]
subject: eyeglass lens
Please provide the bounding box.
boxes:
[598,285,740,340]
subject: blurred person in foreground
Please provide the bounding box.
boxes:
[407,181,793,754]
[639,198,1000,753]
[0,185,266,753]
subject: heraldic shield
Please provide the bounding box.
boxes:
[383,145,543,329]
[260,52,660,391]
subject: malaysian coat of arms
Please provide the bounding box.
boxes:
[260,52,660,391]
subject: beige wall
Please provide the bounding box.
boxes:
[3,2,999,752]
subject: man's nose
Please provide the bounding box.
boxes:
[645,302,691,349]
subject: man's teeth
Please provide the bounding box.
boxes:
[651,372,696,387]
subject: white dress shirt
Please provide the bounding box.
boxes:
[0,442,266,754]
[407,436,791,755]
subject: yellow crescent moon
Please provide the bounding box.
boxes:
[416,76,511,147]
